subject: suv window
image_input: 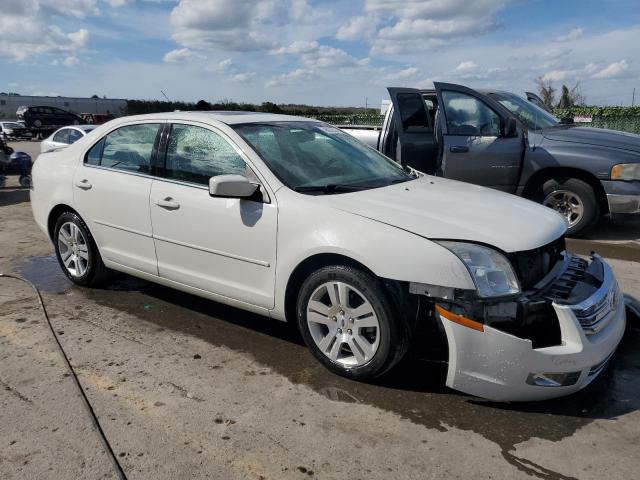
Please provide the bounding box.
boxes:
[53,129,70,143]
[441,91,501,136]
[165,124,247,185]
[94,123,160,173]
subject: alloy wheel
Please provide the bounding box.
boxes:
[306,281,380,367]
[57,221,90,277]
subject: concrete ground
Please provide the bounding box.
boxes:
[1,140,639,480]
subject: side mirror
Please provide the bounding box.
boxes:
[502,117,518,137]
[209,174,259,199]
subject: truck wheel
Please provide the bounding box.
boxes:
[296,265,411,380]
[33,119,42,128]
[535,177,599,237]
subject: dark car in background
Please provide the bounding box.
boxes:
[16,106,82,131]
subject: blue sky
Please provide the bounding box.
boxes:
[0,0,639,107]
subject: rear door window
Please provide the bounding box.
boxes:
[85,123,160,173]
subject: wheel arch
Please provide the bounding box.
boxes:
[47,204,81,240]
[522,166,609,214]
[284,253,388,325]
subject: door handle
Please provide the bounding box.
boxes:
[155,197,180,210]
[75,179,92,190]
[449,146,469,153]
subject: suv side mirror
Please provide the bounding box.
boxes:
[209,174,259,198]
[502,117,518,137]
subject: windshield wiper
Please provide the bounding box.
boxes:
[293,184,367,194]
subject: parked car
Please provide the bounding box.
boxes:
[41,125,98,153]
[80,113,115,125]
[342,83,640,236]
[17,105,82,131]
[30,112,626,401]
[0,121,32,140]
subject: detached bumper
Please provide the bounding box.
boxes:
[440,258,625,402]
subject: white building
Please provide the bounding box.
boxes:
[0,94,127,120]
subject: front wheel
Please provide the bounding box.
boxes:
[535,177,600,237]
[53,212,109,286]
[296,265,410,380]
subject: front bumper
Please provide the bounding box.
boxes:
[439,256,625,401]
[602,180,640,214]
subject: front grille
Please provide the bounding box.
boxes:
[572,280,619,335]
[509,236,566,291]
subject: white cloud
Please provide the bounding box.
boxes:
[381,66,419,82]
[541,70,572,82]
[455,60,478,74]
[163,48,198,63]
[169,0,331,53]
[274,41,369,69]
[63,55,80,67]
[0,1,90,61]
[266,68,315,87]
[555,27,584,42]
[336,15,379,41]
[593,59,629,79]
[232,72,255,84]
[365,0,509,54]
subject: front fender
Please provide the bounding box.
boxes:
[271,189,474,320]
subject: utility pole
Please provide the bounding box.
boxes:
[632,88,636,107]
[365,96,368,111]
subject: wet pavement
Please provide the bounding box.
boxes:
[15,251,640,478]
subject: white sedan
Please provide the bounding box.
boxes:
[41,125,98,153]
[29,112,626,401]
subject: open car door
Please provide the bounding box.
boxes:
[434,82,524,193]
[386,87,439,174]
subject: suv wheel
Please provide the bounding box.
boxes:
[535,177,599,236]
[53,212,109,286]
[296,265,410,380]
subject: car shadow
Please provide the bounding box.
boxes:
[0,187,30,207]
[583,215,640,242]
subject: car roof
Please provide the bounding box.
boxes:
[112,111,321,126]
[76,125,98,132]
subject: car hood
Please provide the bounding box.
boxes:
[323,176,567,253]
[542,126,640,153]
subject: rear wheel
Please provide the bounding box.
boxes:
[53,212,109,286]
[535,177,599,236]
[296,265,410,380]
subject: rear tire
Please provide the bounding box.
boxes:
[53,212,109,286]
[534,177,599,237]
[296,265,410,380]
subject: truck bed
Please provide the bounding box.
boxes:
[339,126,381,149]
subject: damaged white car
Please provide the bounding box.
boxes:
[30,112,626,401]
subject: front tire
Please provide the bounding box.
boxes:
[53,212,108,286]
[535,177,599,237]
[296,265,410,380]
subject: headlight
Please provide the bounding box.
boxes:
[438,241,520,298]
[611,163,640,181]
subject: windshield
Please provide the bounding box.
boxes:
[3,122,21,128]
[233,121,413,193]
[490,92,560,130]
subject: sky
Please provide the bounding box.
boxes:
[0,0,639,108]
